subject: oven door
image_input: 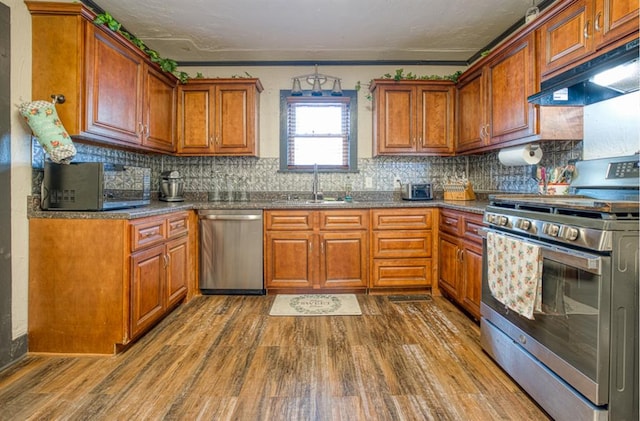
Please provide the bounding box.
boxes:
[481,228,610,406]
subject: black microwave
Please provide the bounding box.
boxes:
[41,162,151,211]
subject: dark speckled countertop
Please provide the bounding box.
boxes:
[27,197,488,220]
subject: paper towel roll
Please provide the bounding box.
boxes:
[498,144,543,166]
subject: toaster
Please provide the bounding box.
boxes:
[401,183,433,201]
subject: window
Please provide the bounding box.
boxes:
[280,90,357,172]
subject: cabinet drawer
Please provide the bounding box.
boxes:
[131,218,167,251]
[371,230,432,258]
[371,258,432,288]
[265,211,314,230]
[319,210,369,230]
[439,210,462,235]
[371,209,433,230]
[167,212,189,238]
[463,215,485,245]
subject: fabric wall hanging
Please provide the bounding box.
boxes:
[18,100,76,164]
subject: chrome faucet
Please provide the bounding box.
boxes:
[312,163,322,201]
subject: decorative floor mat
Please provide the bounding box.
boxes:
[269,294,362,316]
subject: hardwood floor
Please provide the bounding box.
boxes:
[0,295,550,420]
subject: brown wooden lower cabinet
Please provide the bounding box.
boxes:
[28,211,192,354]
[438,209,485,319]
[370,208,437,293]
[264,210,368,293]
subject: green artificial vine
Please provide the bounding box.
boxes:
[355,69,464,100]
[377,68,463,83]
[94,12,190,83]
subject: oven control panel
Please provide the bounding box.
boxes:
[484,210,613,251]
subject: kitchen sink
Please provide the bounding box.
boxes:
[271,199,356,205]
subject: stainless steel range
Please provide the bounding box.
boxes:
[480,154,639,421]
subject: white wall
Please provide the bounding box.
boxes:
[583,91,640,159]
[7,0,76,342]
[181,65,463,158]
[7,0,32,341]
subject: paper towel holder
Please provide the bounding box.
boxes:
[528,144,540,157]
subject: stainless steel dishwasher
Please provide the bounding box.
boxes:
[198,209,264,295]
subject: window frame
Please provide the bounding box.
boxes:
[279,89,358,173]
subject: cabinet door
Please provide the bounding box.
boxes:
[374,85,415,154]
[538,0,595,78]
[84,24,143,146]
[130,244,166,338]
[143,66,176,152]
[214,83,258,155]
[417,86,454,154]
[265,231,315,289]
[319,231,368,289]
[166,236,188,308]
[438,232,461,299]
[461,240,483,319]
[596,0,640,47]
[456,70,485,152]
[177,85,216,154]
[486,32,537,145]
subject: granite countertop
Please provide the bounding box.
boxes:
[28,196,489,220]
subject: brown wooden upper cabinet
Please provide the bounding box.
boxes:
[457,32,539,152]
[177,79,263,156]
[538,0,639,80]
[28,2,177,153]
[371,80,455,156]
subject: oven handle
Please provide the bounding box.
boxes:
[479,227,602,275]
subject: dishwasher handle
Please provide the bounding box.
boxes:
[200,214,262,221]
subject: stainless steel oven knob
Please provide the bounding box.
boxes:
[517,219,532,231]
[498,216,508,226]
[561,227,579,241]
[543,223,560,237]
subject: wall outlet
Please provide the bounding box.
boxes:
[394,176,402,188]
[365,177,373,188]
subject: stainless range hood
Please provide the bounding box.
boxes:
[529,37,639,106]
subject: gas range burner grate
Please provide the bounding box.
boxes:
[489,194,640,220]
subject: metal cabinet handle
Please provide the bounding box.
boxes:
[584,21,591,39]
[163,254,169,268]
[594,12,602,32]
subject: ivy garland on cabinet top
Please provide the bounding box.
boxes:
[355,68,463,100]
[93,12,191,83]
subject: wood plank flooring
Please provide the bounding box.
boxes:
[0,295,550,420]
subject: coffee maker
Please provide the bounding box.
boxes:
[159,170,184,202]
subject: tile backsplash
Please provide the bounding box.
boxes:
[32,140,582,198]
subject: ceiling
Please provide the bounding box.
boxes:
[85,0,548,64]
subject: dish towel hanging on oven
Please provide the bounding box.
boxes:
[486,231,543,319]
